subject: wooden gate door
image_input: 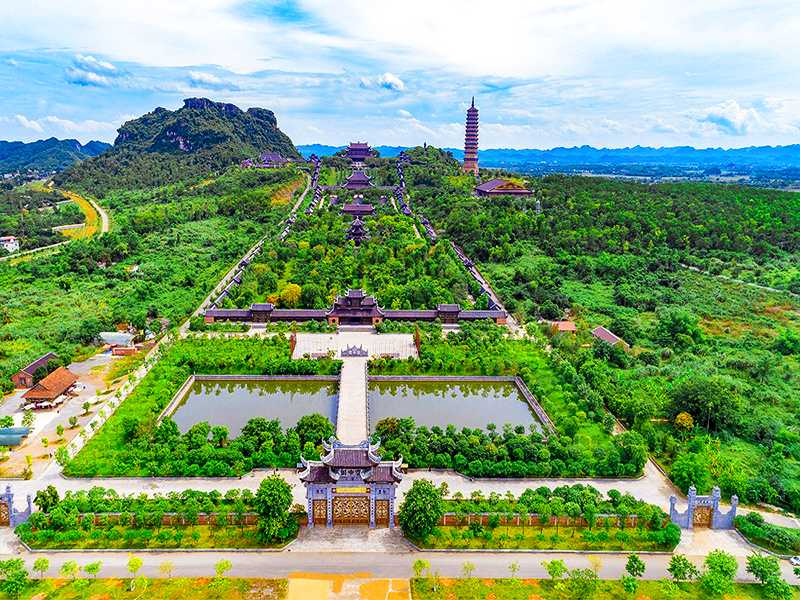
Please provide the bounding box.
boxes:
[312,500,327,527]
[375,500,389,527]
[332,496,369,525]
[693,506,712,528]
[0,501,8,527]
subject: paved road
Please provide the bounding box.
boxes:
[88,196,110,233]
[5,547,798,583]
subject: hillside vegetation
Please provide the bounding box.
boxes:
[0,138,109,173]
[410,150,800,512]
[0,167,302,391]
[56,98,299,194]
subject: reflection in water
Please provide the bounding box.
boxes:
[368,380,543,433]
[171,379,338,436]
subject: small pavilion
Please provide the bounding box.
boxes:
[299,439,403,528]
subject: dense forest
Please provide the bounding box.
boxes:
[0,167,302,391]
[224,203,476,310]
[0,185,83,251]
[408,150,800,512]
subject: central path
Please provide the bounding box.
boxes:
[336,358,369,444]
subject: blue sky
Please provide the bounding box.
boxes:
[1,0,799,149]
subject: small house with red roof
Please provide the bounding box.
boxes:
[591,325,630,350]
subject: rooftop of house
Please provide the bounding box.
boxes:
[591,325,628,347]
[18,351,58,376]
[475,178,532,195]
[22,366,77,400]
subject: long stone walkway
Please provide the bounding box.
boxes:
[336,359,368,444]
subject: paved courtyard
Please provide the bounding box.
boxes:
[291,526,411,553]
[293,330,417,360]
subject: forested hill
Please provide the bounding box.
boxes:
[56,98,299,194]
[0,138,110,173]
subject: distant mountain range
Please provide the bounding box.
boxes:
[298,143,800,172]
[0,138,110,173]
[56,98,299,193]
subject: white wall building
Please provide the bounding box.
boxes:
[0,236,19,254]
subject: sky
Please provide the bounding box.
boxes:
[0,0,799,149]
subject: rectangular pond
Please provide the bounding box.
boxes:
[367,378,545,434]
[168,377,339,436]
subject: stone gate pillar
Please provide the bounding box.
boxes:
[326,487,333,528]
[686,485,697,529]
[369,488,376,529]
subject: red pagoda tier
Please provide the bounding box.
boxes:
[463,97,479,175]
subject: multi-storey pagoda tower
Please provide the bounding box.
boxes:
[462,97,479,175]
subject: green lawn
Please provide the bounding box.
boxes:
[21,525,275,550]
[411,578,800,600]
[0,578,287,600]
[417,525,675,552]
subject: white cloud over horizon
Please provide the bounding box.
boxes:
[0,1,798,147]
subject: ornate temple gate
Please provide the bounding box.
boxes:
[375,500,390,527]
[670,486,738,530]
[300,439,403,529]
[693,506,712,528]
[332,496,369,525]
[312,500,327,526]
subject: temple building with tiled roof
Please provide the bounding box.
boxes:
[475,178,532,197]
[346,142,372,163]
[343,170,373,190]
[346,216,369,246]
[299,438,403,527]
[204,289,508,326]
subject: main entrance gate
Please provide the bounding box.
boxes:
[299,439,403,529]
[332,496,370,525]
[670,486,738,529]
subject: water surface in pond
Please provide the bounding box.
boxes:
[368,380,542,433]
[170,379,338,436]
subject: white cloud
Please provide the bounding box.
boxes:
[14,114,43,132]
[359,72,405,91]
[65,67,111,87]
[187,70,238,90]
[40,115,118,134]
[4,58,18,67]
[74,54,117,74]
[695,100,761,136]
[376,72,404,91]
[397,109,413,118]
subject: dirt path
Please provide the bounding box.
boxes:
[681,263,798,298]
